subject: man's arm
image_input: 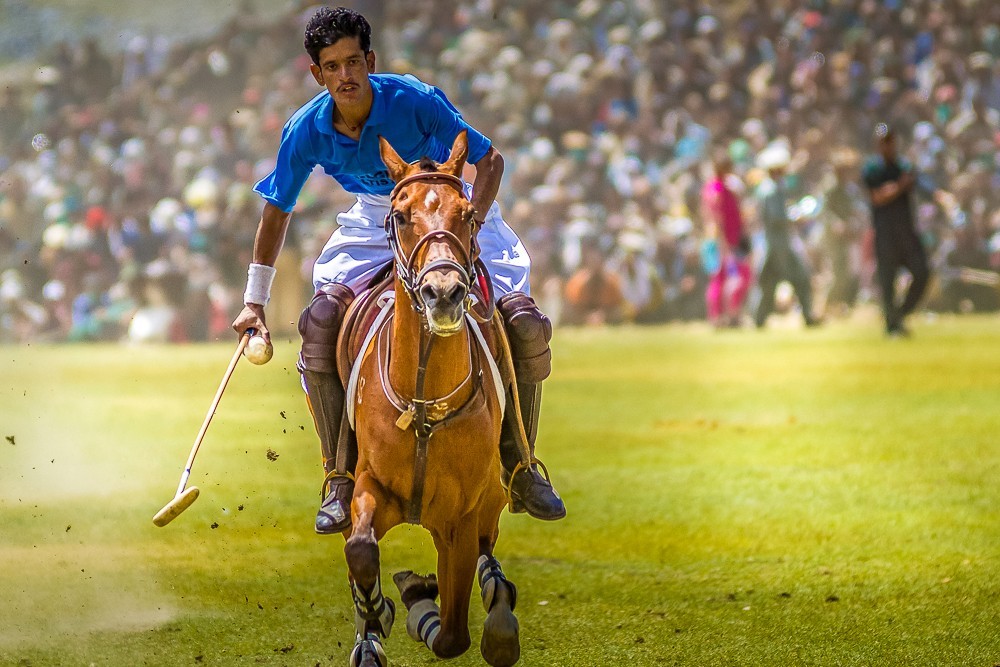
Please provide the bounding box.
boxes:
[469,145,503,224]
[869,172,914,207]
[231,202,293,342]
[252,202,293,266]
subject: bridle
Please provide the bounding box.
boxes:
[382,168,500,524]
[384,171,482,317]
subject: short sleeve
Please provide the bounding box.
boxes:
[252,123,316,212]
[414,84,493,164]
[861,160,881,190]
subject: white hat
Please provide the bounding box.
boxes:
[756,144,791,170]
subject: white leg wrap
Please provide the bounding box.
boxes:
[406,598,441,651]
[352,576,396,639]
[349,633,387,667]
[478,555,517,613]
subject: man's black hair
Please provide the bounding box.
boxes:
[304,6,372,64]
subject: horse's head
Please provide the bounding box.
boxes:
[379,131,478,336]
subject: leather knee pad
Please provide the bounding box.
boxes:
[298,283,355,374]
[497,292,552,383]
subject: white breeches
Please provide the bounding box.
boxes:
[312,189,531,296]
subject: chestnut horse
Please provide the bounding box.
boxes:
[342,131,522,667]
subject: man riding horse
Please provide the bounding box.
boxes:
[231,6,565,533]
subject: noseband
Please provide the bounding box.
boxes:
[384,171,478,314]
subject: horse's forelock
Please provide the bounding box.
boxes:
[417,156,438,173]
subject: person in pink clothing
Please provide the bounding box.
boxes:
[701,152,753,328]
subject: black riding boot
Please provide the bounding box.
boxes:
[500,381,566,521]
[302,368,356,534]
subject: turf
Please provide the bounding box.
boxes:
[2,312,1000,666]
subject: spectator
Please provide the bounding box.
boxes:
[0,1,999,341]
[562,236,625,326]
[861,124,934,337]
[607,227,664,323]
[701,150,752,328]
[819,148,866,316]
[753,143,819,329]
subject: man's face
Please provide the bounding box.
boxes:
[310,36,376,106]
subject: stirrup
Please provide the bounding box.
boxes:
[502,457,551,510]
[316,469,356,535]
[321,468,356,497]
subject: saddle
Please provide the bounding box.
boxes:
[336,267,395,389]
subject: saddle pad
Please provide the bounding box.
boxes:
[345,294,395,430]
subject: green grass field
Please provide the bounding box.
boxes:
[2,312,1000,666]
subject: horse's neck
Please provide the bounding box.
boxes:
[389,284,472,401]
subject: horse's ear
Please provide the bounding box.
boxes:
[439,130,469,177]
[379,135,409,183]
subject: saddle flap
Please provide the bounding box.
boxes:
[337,272,395,387]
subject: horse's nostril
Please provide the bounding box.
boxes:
[420,283,439,305]
[445,281,468,305]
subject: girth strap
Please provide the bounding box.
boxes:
[406,328,436,525]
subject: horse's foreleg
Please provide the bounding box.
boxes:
[426,517,478,659]
[478,538,520,666]
[344,473,398,666]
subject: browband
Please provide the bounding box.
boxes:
[389,172,466,202]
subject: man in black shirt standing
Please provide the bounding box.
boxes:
[861,124,934,337]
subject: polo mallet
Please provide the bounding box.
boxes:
[152,330,252,527]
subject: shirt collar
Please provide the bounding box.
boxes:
[313,74,386,136]
[314,93,335,136]
[365,75,387,127]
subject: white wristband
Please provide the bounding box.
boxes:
[244,263,276,306]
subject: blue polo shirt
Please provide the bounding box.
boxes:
[254,73,492,211]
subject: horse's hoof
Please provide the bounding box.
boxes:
[481,604,520,667]
[350,635,387,667]
[392,570,438,608]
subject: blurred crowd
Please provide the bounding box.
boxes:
[2,0,1000,343]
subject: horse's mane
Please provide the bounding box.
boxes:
[417,156,438,173]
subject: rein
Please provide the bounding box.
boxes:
[383,169,498,523]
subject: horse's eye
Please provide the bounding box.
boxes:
[392,210,408,227]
